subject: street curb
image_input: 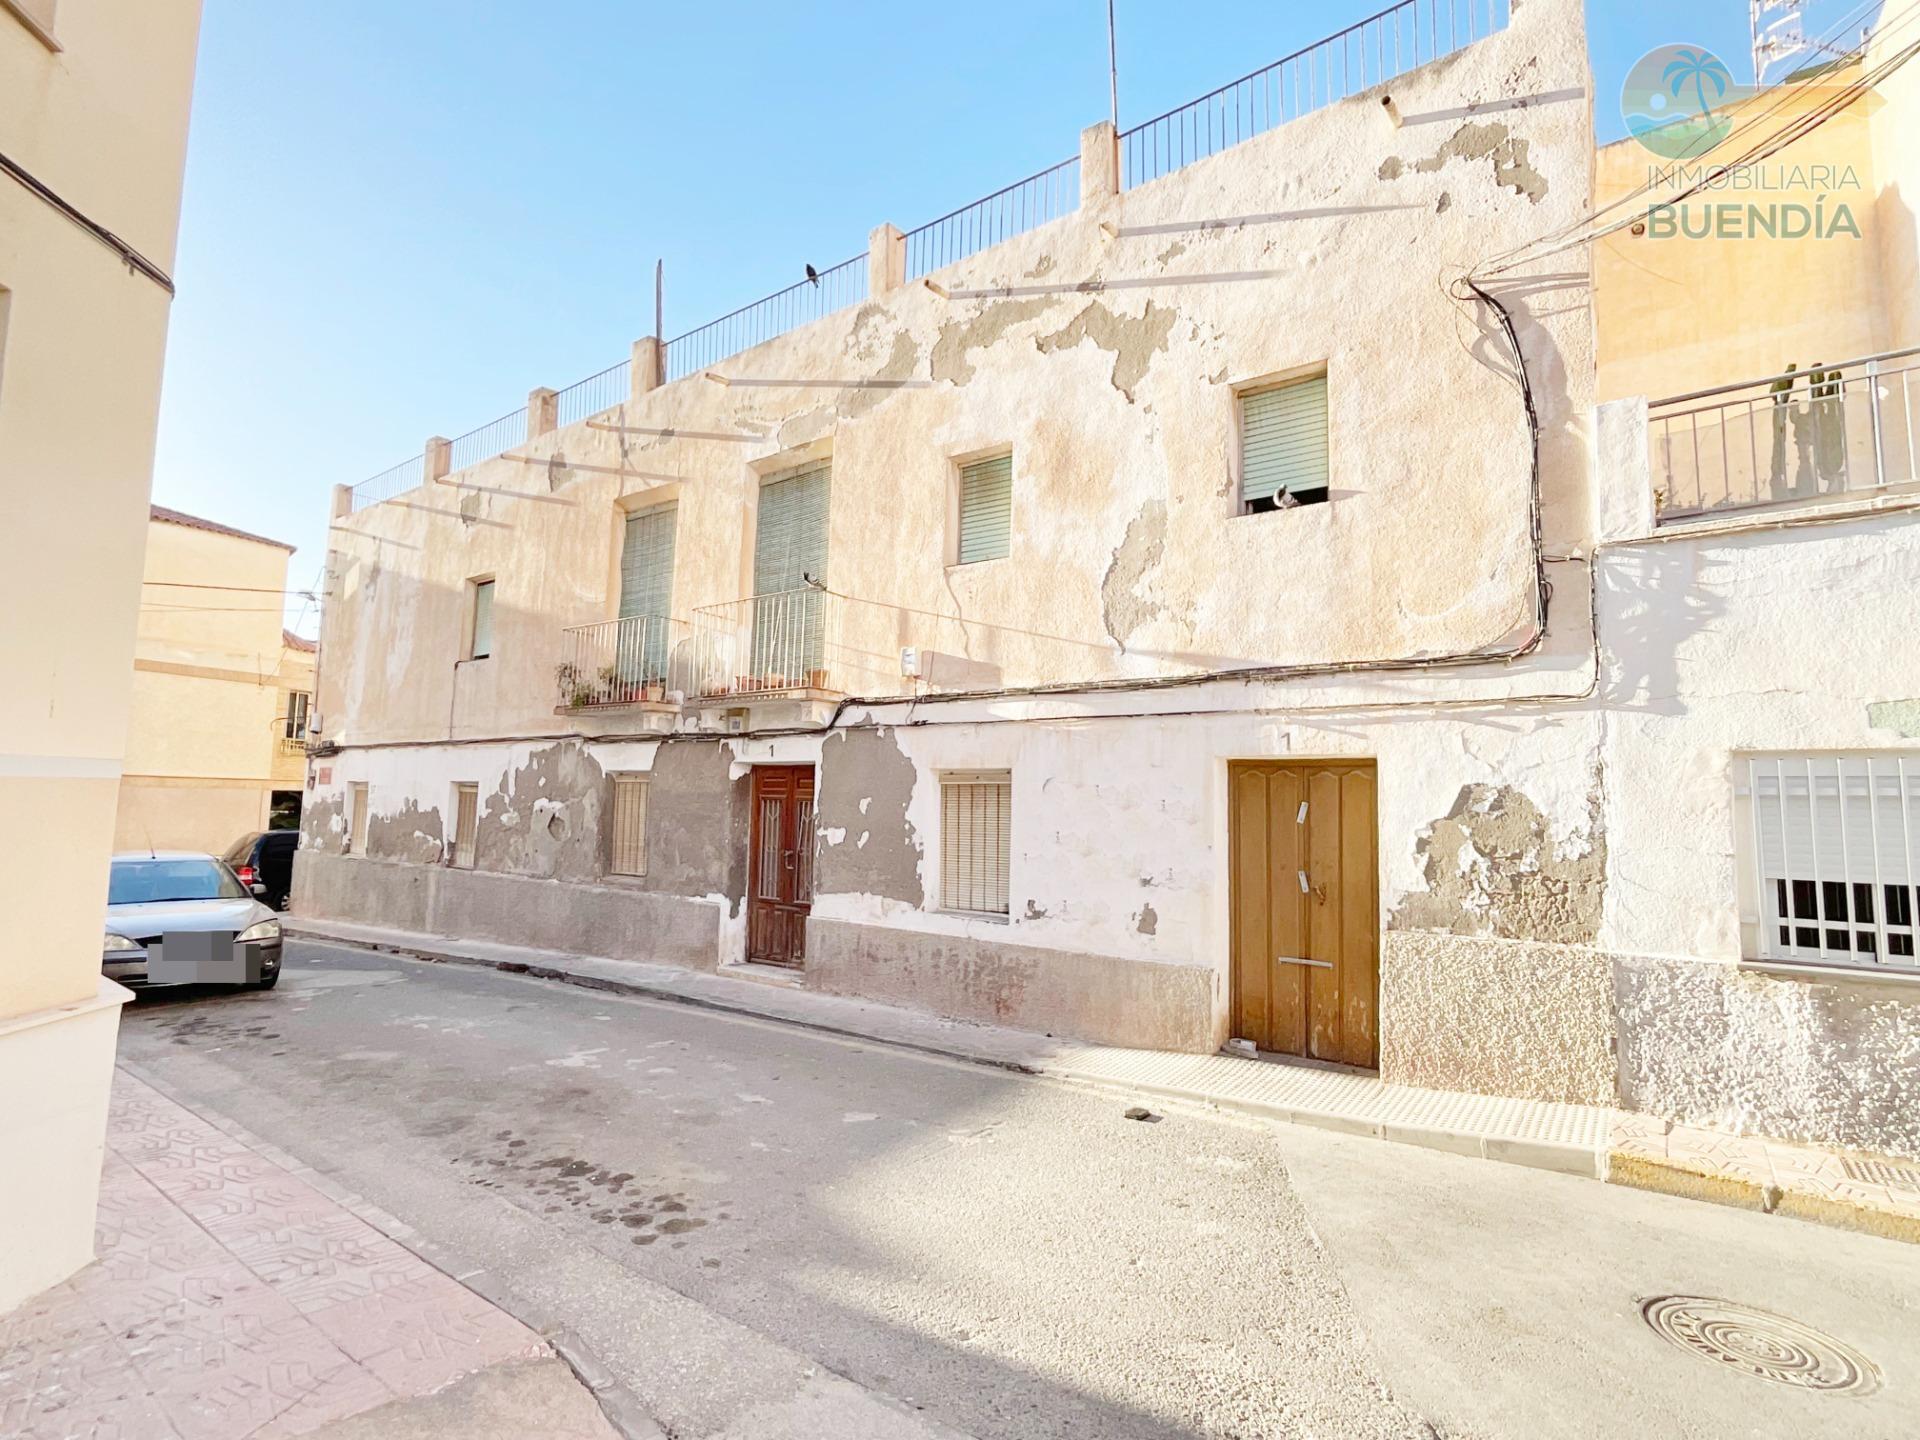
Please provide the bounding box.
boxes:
[1606,1151,1920,1245]
[116,1060,668,1440]
[286,924,1609,1184]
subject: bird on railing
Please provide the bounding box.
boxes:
[804,264,820,287]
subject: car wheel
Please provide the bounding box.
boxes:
[253,970,280,991]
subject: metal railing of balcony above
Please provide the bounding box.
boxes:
[684,588,841,701]
[665,255,868,383]
[557,359,631,428]
[349,454,426,512]
[557,614,688,709]
[1649,347,1920,523]
[1120,0,1511,189]
[904,155,1081,279]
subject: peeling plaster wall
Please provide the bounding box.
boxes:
[317,0,1595,747]
[815,728,923,907]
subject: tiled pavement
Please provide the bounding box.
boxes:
[0,1071,584,1440]
[1611,1110,1920,1237]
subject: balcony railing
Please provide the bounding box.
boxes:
[1649,347,1920,522]
[685,588,841,701]
[556,614,687,709]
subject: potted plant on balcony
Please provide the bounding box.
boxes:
[555,662,595,710]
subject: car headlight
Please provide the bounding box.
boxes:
[103,932,140,953]
[237,919,281,944]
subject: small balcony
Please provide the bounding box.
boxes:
[555,614,687,712]
[685,588,843,703]
[1649,346,1919,523]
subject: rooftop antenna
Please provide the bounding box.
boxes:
[1107,0,1119,131]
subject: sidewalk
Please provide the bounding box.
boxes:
[0,1070,624,1440]
[288,916,1920,1242]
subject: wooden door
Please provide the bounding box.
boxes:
[748,765,815,967]
[1229,761,1378,1068]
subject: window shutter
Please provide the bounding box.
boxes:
[452,784,479,869]
[957,454,1013,564]
[754,463,830,596]
[941,773,1012,915]
[619,504,677,620]
[1240,375,1329,506]
[471,580,495,658]
[609,775,648,876]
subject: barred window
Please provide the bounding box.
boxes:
[609,774,648,877]
[451,783,479,869]
[1743,754,1919,969]
[941,771,1011,916]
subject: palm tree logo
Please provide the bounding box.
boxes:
[1625,44,1740,158]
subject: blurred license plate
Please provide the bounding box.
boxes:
[149,932,259,984]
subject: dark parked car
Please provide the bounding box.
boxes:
[223,829,299,911]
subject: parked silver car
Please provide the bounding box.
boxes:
[103,852,282,991]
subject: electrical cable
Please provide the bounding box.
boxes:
[0,148,174,293]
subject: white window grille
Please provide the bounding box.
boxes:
[609,774,648,877]
[451,783,479,869]
[1743,755,1919,969]
[348,782,369,855]
[941,771,1011,916]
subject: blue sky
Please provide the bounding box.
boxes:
[148,1,1867,632]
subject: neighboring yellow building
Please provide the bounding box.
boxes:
[0,0,204,1312]
[1597,32,1918,404]
[116,506,314,855]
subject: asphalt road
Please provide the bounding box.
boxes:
[116,941,1920,1440]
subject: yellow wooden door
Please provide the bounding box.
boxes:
[1229,762,1378,1068]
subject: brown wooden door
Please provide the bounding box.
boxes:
[748,765,815,967]
[1229,761,1378,1068]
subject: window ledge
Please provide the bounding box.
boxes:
[933,908,1010,925]
[1739,958,1920,988]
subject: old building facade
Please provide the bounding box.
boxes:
[303,0,1920,1160]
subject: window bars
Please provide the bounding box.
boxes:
[1745,755,1920,970]
[1120,0,1511,188]
[1649,347,1920,522]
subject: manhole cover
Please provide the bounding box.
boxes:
[1639,1295,1881,1395]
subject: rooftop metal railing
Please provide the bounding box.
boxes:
[557,359,631,428]
[904,155,1080,279]
[664,255,868,383]
[1649,347,1920,522]
[345,1,1514,510]
[1120,0,1511,188]
[448,406,529,473]
[349,454,426,512]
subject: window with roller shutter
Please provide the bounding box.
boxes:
[956,453,1013,564]
[941,772,1012,916]
[1741,754,1920,970]
[751,463,830,678]
[1239,372,1329,513]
